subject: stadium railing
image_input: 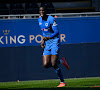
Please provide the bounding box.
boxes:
[0,12,100,19]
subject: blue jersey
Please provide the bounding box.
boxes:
[38,15,60,56]
[38,15,59,39]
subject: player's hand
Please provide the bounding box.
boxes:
[43,37,50,41]
[41,40,45,48]
[41,44,45,48]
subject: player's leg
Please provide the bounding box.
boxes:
[51,55,58,69]
[42,55,51,68]
[58,57,70,70]
[52,43,70,70]
[61,57,70,70]
[51,55,67,87]
[51,55,64,82]
[42,45,52,68]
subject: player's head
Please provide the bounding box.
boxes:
[39,6,46,17]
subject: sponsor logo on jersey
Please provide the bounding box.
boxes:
[53,20,57,26]
[45,23,48,27]
[41,28,49,31]
[39,22,42,25]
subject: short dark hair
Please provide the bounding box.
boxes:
[39,6,46,11]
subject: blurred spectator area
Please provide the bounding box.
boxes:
[53,0,95,13]
[25,1,39,14]
[10,3,25,14]
[0,3,9,15]
[40,2,55,14]
[0,0,99,15]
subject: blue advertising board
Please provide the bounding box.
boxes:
[0,16,100,47]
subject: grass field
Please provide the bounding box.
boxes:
[0,77,100,89]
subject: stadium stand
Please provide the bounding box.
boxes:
[92,0,100,11]
[10,3,25,14]
[25,1,39,14]
[40,2,55,14]
[0,0,99,15]
[53,0,95,13]
[0,3,9,15]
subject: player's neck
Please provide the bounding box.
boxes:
[42,15,48,21]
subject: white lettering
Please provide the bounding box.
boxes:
[0,36,4,44]
[10,36,16,44]
[35,35,43,43]
[17,35,26,44]
[6,36,8,44]
[60,34,66,42]
[29,35,35,43]
[0,34,66,46]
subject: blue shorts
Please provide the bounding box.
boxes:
[43,38,60,56]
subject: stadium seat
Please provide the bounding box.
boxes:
[40,2,56,14]
[0,3,9,15]
[10,3,25,14]
[25,2,39,14]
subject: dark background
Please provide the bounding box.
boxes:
[0,0,100,15]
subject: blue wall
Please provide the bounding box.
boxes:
[0,17,100,82]
[0,17,100,47]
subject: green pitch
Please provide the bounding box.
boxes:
[0,77,100,89]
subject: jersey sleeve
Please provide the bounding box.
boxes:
[49,17,59,38]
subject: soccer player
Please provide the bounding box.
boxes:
[38,6,70,87]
